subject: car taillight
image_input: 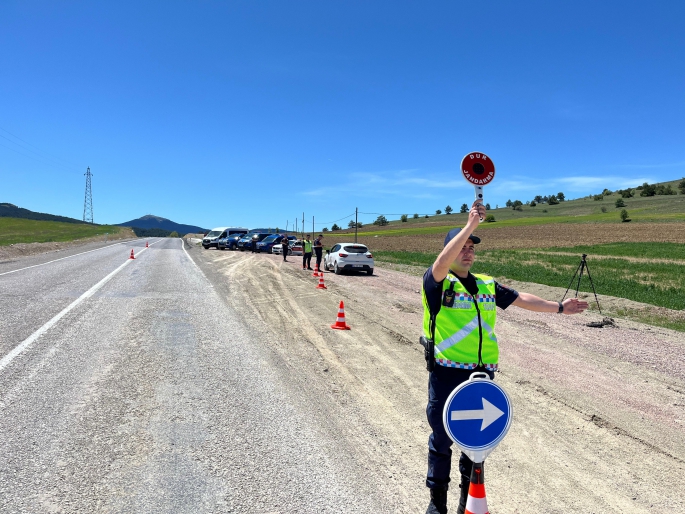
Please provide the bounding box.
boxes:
[366,254,373,258]
[339,253,348,258]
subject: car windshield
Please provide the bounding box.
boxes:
[206,230,222,237]
[342,245,368,253]
[262,235,280,243]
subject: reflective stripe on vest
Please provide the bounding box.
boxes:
[422,272,498,369]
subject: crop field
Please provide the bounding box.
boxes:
[0,217,123,245]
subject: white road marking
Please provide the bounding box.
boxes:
[0,239,145,277]
[181,237,203,272]
[0,241,163,373]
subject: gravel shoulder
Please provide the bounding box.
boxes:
[193,246,685,513]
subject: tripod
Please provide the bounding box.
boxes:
[562,254,602,313]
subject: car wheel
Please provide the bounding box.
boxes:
[324,260,330,271]
[219,246,224,251]
[367,268,374,276]
[288,248,292,256]
[334,262,342,275]
[202,245,209,249]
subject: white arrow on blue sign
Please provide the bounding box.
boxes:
[442,372,513,463]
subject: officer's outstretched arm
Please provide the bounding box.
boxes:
[513,293,589,315]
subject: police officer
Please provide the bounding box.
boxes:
[313,234,324,271]
[281,234,290,262]
[302,235,313,270]
[423,200,588,514]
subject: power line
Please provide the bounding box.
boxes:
[0,126,80,170]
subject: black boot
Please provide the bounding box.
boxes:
[455,476,470,514]
[426,486,448,514]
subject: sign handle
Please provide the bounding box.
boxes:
[474,186,484,222]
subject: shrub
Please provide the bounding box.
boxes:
[548,195,559,205]
[400,214,408,222]
[485,203,491,210]
[505,199,513,207]
[602,188,613,196]
[511,200,523,210]
[460,203,468,213]
[413,213,419,219]
[331,223,340,231]
[593,194,604,201]
[620,189,634,198]
[601,206,607,213]
[435,209,442,215]
[615,198,625,208]
[542,209,548,213]
[557,192,565,201]
[169,231,179,237]
[424,215,429,218]
[679,179,685,194]
[530,201,537,207]
[485,214,496,223]
[620,209,629,222]
[373,215,389,226]
[322,227,329,232]
[445,205,453,214]
[640,182,656,197]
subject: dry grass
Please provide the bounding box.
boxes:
[357,222,685,253]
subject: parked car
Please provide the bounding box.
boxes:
[272,236,298,255]
[288,239,304,255]
[238,232,272,251]
[218,233,245,250]
[256,234,286,253]
[324,243,374,275]
[203,227,249,249]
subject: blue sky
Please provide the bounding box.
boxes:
[1,0,684,231]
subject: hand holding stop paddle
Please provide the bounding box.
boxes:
[460,152,495,222]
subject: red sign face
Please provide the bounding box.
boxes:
[461,152,495,186]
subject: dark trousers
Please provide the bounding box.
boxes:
[426,365,494,490]
[315,249,323,270]
[303,252,312,268]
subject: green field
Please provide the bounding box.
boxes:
[0,217,124,245]
[374,242,685,331]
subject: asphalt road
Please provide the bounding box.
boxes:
[0,238,387,513]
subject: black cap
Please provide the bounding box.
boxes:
[444,228,481,247]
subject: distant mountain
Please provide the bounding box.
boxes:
[117,214,208,235]
[0,203,86,224]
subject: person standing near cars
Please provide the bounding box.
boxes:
[280,234,290,262]
[422,199,589,514]
[313,234,324,271]
[302,235,313,270]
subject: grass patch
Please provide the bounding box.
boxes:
[538,242,685,260]
[374,243,685,311]
[0,217,122,245]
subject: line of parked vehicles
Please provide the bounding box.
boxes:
[201,226,375,275]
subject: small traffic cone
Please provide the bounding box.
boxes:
[316,274,327,289]
[331,301,350,330]
[465,463,489,514]
[312,264,321,277]
[145,241,149,248]
[129,249,135,259]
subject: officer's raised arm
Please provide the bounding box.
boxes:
[432,200,485,282]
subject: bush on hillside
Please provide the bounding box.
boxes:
[331,224,340,231]
[485,214,496,223]
[445,205,453,215]
[620,209,630,222]
[460,203,468,213]
[615,198,625,208]
[400,214,408,222]
[548,195,559,205]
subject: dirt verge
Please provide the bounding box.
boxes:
[193,247,685,513]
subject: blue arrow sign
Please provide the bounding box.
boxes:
[442,373,512,463]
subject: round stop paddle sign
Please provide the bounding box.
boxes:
[461,152,495,186]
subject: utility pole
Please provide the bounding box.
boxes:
[83,167,93,224]
[355,207,358,243]
[312,216,314,236]
[302,212,305,238]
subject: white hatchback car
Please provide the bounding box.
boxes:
[324,243,374,275]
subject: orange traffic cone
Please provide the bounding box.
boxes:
[316,274,327,289]
[331,301,350,330]
[129,249,135,259]
[465,463,489,514]
[145,241,149,248]
[312,264,320,277]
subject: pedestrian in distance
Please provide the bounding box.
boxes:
[422,199,588,514]
[281,234,290,262]
[302,235,313,270]
[314,234,324,271]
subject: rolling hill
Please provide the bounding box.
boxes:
[116,215,208,235]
